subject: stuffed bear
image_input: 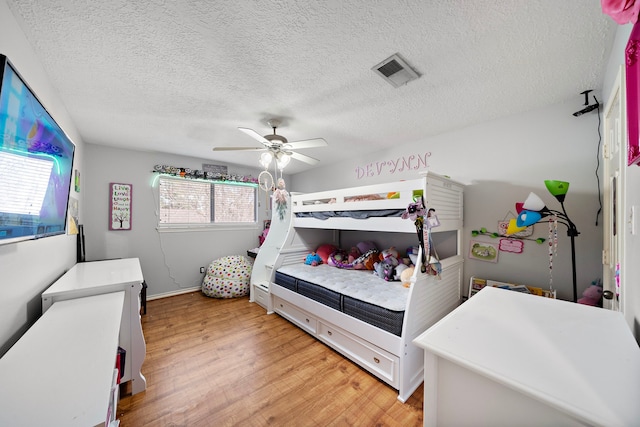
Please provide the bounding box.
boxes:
[578,283,603,306]
[304,252,322,266]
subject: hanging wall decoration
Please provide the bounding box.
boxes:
[469,240,499,263]
[498,239,524,254]
[109,183,132,230]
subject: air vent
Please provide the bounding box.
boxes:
[372,53,420,88]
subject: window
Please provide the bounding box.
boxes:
[158,176,257,227]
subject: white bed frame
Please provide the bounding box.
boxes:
[250,171,464,402]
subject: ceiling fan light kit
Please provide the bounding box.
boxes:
[213,118,328,169]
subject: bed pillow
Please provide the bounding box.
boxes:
[316,244,338,263]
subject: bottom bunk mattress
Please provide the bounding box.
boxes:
[274,264,408,336]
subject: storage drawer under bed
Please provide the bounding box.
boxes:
[273,296,317,335]
[317,321,398,386]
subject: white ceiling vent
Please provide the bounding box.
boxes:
[372,53,420,88]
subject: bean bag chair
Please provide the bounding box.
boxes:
[202,255,252,298]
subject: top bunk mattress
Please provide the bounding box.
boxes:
[276,263,410,312]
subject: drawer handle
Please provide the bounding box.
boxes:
[280,304,283,308]
[328,331,333,336]
[374,357,380,364]
[305,318,309,323]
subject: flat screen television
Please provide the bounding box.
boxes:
[0,54,76,245]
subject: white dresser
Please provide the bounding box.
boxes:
[0,292,124,426]
[42,257,147,394]
[413,286,640,427]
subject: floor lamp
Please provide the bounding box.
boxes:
[506,180,580,302]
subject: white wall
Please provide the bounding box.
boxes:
[0,0,84,354]
[83,144,273,298]
[291,99,604,302]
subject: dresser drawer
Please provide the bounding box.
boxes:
[274,296,317,335]
[318,321,398,386]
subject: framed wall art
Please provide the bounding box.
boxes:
[469,240,499,263]
[109,183,132,230]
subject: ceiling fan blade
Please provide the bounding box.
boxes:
[286,138,328,150]
[290,151,320,165]
[212,146,266,151]
[238,127,270,146]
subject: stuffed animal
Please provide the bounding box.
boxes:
[373,262,395,281]
[356,241,377,254]
[401,200,426,221]
[258,226,270,246]
[373,262,385,278]
[353,249,379,270]
[406,246,420,265]
[347,247,361,263]
[394,263,409,281]
[379,247,399,266]
[304,252,323,266]
[401,266,415,288]
[578,283,603,306]
[328,249,350,268]
[382,263,395,281]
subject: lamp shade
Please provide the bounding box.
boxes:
[544,180,570,203]
[276,152,291,169]
[505,218,527,235]
[516,210,542,227]
[522,192,546,212]
[260,152,273,169]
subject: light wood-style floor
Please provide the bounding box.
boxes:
[117,291,423,426]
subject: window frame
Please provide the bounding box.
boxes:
[156,175,259,232]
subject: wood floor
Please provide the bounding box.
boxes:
[117,291,424,426]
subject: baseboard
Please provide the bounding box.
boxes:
[147,286,200,301]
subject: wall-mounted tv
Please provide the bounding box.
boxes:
[0,54,75,245]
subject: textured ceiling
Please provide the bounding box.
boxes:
[7,0,616,174]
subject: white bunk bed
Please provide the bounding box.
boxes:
[250,171,464,402]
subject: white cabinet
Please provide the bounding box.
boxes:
[41,258,147,394]
[413,286,640,427]
[0,292,124,427]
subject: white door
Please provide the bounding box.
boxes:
[602,66,625,311]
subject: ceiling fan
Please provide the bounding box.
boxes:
[212,119,327,165]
